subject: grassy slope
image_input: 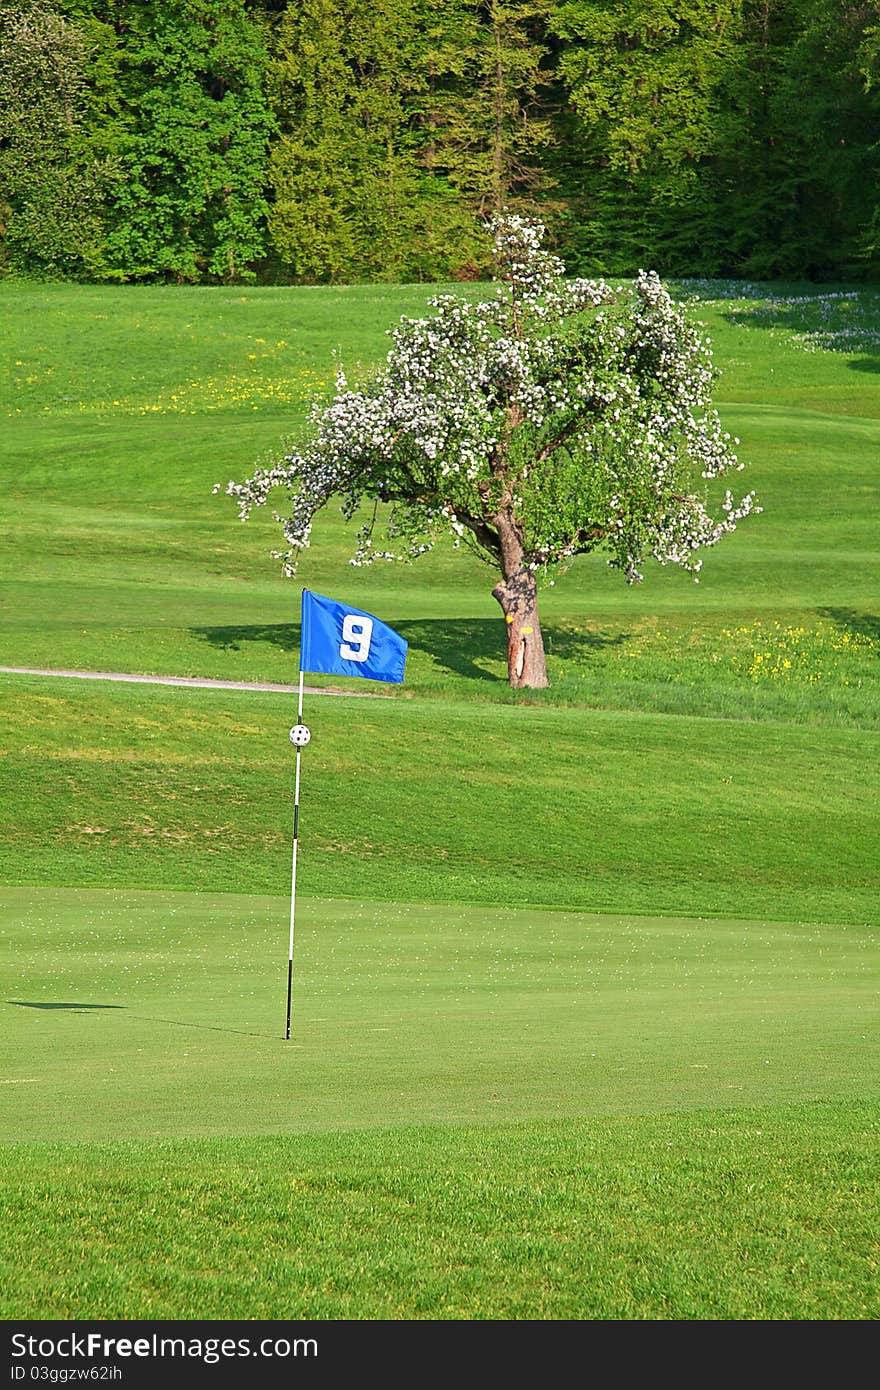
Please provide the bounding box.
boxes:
[0,676,877,924]
[1,279,878,1321]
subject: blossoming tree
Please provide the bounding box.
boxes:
[225,214,758,687]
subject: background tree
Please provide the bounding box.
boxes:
[551,0,742,276]
[268,0,424,282]
[0,0,113,278]
[5,0,880,283]
[552,0,880,279]
[431,0,558,223]
[98,0,274,283]
[709,0,880,279]
[225,214,758,688]
[856,0,880,272]
[267,0,488,283]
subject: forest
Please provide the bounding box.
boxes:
[2,0,879,285]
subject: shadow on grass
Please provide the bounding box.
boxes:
[400,619,503,681]
[722,297,880,373]
[401,619,632,680]
[131,1014,274,1040]
[191,618,631,682]
[7,1000,273,1039]
[7,1001,125,1011]
[818,607,880,650]
[846,357,880,374]
[191,622,298,655]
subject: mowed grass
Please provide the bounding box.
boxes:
[3,888,876,1144]
[1,676,878,924]
[1,677,876,1318]
[1,1104,876,1320]
[1,278,879,1320]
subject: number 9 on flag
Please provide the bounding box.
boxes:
[299,590,407,683]
[340,614,373,663]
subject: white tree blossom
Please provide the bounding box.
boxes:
[223,213,759,687]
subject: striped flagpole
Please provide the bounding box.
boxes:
[285,668,305,1040]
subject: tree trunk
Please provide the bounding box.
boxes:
[492,567,549,689]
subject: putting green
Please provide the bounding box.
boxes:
[2,886,875,1143]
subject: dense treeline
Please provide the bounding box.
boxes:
[2,0,879,284]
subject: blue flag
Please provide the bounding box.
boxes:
[299,590,407,683]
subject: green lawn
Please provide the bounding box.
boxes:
[1,277,878,1321]
[1,676,877,923]
[1,1103,875,1320]
[3,888,875,1145]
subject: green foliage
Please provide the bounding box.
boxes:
[551,0,742,274]
[552,0,880,279]
[0,0,112,278]
[714,0,880,279]
[4,0,880,282]
[267,0,468,282]
[264,0,556,282]
[426,0,558,220]
[79,0,275,283]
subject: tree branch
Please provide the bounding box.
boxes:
[532,407,597,469]
[454,509,501,558]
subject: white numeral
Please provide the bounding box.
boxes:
[340,614,373,662]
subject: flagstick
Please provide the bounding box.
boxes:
[285,668,305,1040]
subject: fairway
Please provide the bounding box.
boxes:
[3,280,880,727]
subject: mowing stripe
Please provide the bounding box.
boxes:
[0,666,389,698]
